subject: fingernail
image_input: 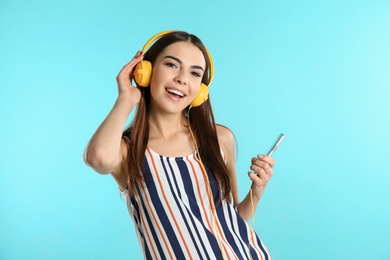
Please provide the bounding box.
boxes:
[257,154,264,159]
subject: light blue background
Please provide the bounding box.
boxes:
[1,0,389,259]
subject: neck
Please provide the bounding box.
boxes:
[148,111,188,140]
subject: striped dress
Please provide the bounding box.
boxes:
[120,147,271,260]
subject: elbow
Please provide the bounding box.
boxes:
[83,147,119,174]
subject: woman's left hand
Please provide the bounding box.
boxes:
[248,155,275,200]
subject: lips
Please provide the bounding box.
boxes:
[166,88,185,98]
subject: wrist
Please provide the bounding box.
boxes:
[116,95,137,111]
[250,189,262,204]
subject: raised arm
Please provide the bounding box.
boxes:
[83,52,143,184]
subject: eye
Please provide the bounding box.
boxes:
[165,62,177,68]
[191,71,202,77]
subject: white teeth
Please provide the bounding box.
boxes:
[166,88,184,97]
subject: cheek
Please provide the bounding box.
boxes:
[150,65,171,87]
[149,67,163,89]
[190,83,201,97]
[149,72,161,98]
[192,78,203,92]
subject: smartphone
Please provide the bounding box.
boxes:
[266,133,285,157]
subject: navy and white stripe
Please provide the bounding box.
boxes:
[121,147,271,260]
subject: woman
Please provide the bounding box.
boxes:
[84,30,275,259]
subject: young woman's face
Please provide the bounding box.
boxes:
[149,41,206,114]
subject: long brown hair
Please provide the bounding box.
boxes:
[123,31,231,200]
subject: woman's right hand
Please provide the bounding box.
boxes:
[116,51,144,106]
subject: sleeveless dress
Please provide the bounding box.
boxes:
[120,147,271,260]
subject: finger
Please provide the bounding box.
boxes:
[251,164,272,179]
[256,154,275,168]
[248,171,268,186]
[118,51,144,76]
[248,171,259,182]
[250,158,273,178]
[251,158,272,173]
[129,51,144,64]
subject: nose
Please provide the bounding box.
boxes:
[174,70,188,85]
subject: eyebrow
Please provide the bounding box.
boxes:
[163,55,204,71]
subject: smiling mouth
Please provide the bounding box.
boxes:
[166,88,185,98]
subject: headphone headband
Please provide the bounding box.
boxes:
[140,30,176,54]
[140,30,214,85]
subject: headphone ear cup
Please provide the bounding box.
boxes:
[190,83,209,107]
[134,60,152,87]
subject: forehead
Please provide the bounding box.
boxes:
[157,41,206,68]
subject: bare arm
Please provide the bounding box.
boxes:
[217,125,275,221]
[83,52,143,185]
[84,97,135,174]
[216,125,239,203]
[237,155,275,221]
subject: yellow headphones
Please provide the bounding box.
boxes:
[133,30,214,107]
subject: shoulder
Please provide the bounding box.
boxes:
[216,124,235,146]
[216,124,235,162]
[216,124,239,202]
